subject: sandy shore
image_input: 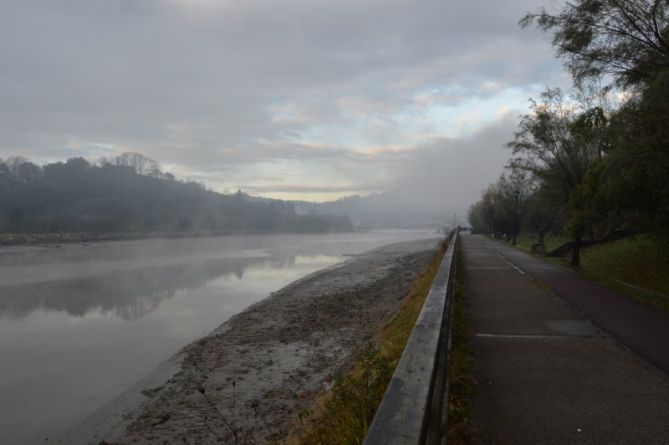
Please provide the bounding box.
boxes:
[55,237,440,444]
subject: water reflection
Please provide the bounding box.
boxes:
[0,256,270,319]
[0,243,313,320]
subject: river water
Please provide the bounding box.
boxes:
[0,230,438,444]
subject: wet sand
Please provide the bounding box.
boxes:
[55,237,440,444]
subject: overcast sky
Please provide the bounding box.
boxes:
[0,0,568,214]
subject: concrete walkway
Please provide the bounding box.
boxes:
[462,234,669,444]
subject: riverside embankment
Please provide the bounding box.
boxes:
[54,237,440,444]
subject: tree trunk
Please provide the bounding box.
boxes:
[570,236,581,267]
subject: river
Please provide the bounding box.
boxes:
[0,230,438,444]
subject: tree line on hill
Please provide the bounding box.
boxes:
[0,152,353,235]
[468,0,669,266]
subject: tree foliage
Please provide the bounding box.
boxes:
[507,88,603,207]
[521,0,669,87]
[467,171,531,239]
[603,71,669,230]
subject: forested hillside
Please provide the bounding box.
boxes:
[0,154,352,234]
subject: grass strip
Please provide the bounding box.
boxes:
[509,234,669,312]
[513,234,569,254]
[580,235,669,302]
[446,242,474,443]
[549,255,669,312]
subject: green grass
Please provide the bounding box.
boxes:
[446,242,474,443]
[296,348,394,445]
[531,235,669,313]
[375,242,448,361]
[514,234,569,254]
[579,235,669,311]
[297,238,450,444]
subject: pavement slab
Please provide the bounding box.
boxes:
[462,234,669,444]
[480,236,669,374]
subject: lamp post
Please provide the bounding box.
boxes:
[512,190,520,246]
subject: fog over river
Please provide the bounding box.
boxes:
[0,230,438,444]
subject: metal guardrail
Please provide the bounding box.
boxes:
[364,230,458,445]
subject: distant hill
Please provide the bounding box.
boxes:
[292,193,452,229]
[0,154,352,235]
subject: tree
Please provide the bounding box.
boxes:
[1,156,43,183]
[521,0,669,88]
[467,172,531,239]
[16,162,42,183]
[467,199,490,235]
[105,152,162,177]
[522,183,564,247]
[4,156,28,177]
[468,186,497,236]
[566,161,609,265]
[507,88,599,201]
[0,160,10,179]
[602,70,669,232]
[507,88,605,265]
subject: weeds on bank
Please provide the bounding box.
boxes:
[298,348,393,445]
[376,239,450,362]
[298,236,451,445]
[446,243,475,443]
[197,381,247,444]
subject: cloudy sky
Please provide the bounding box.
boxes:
[0,0,568,214]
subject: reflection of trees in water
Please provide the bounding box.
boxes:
[114,296,163,320]
[267,248,298,268]
[0,255,281,320]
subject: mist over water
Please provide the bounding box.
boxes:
[0,230,438,444]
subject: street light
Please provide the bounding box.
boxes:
[512,190,520,246]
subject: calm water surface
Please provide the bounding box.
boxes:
[0,230,438,444]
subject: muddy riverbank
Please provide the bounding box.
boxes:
[55,237,440,444]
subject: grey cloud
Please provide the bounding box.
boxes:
[1,0,564,205]
[386,112,519,216]
[235,115,520,211]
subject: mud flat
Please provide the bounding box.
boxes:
[55,237,440,444]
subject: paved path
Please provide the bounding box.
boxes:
[483,236,669,374]
[462,234,669,444]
